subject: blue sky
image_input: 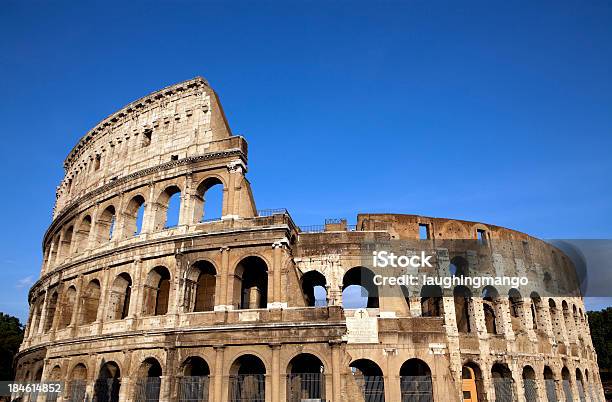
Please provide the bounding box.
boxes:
[1,1,611,321]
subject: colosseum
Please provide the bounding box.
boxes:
[14,77,605,402]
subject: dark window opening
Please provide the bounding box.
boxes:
[142,129,152,147]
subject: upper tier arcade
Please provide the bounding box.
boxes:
[54,77,234,218]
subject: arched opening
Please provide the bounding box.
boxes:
[124,195,146,237]
[530,292,541,331]
[421,285,443,317]
[58,226,74,261]
[301,271,327,307]
[522,366,538,402]
[462,362,484,402]
[154,185,181,230]
[96,205,116,245]
[342,267,379,309]
[108,273,132,320]
[178,356,210,402]
[143,267,171,316]
[491,363,514,402]
[43,291,58,332]
[75,215,92,253]
[48,235,60,267]
[454,286,472,333]
[349,359,385,402]
[575,368,587,402]
[234,257,268,309]
[135,358,162,402]
[31,296,44,335]
[482,286,500,335]
[585,368,595,402]
[549,299,563,339]
[68,363,88,402]
[543,366,557,402]
[286,353,325,402]
[195,177,224,222]
[399,359,433,401]
[185,261,216,312]
[561,367,573,402]
[228,354,266,402]
[508,288,523,333]
[80,279,101,324]
[94,361,121,402]
[449,256,469,277]
[59,286,77,329]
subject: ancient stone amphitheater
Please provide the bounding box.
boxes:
[15,77,604,402]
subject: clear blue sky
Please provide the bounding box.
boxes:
[1,1,611,321]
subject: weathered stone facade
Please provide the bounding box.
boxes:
[15,77,605,402]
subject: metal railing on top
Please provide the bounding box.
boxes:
[256,208,288,217]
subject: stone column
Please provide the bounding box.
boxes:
[87,203,101,249]
[130,259,144,330]
[141,184,158,234]
[270,343,281,402]
[330,341,342,402]
[269,240,288,309]
[212,346,225,402]
[178,174,193,227]
[95,267,111,333]
[215,247,230,310]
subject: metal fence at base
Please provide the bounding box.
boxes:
[93,378,120,402]
[68,380,87,402]
[352,375,385,402]
[544,379,557,402]
[492,378,514,402]
[228,374,265,402]
[399,375,433,402]
[523,379,538,402]
[562,380,573,402]
[286,373,325,402]
[177,376,210,402]
[134,377,161,402]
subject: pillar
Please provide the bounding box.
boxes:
[212,346,225,402]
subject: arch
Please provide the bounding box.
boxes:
[454,285,472,333]
[286,353,325,402]
[342,266,379,309]
[543,366,557,402]
[462,362,484,402]
[420,285,443,317]
[508,288,523,333]
[530,292,541,330]
[449,256,469,277]
[108,273,132,320]
[123,195,146,237]
[48,365,62,381]
[491,363,514,402]
[58,225,74,261]
[575,368,587,402]
[96,205,116,245]
[68,363,88,402]
[300,271,327,307]
[75,215,92,253]
[195,177,224,222]
[94,361,121,402]
[178,356,210,402]
[482,286,500,335]
[399,359,433,401]
[143,267,171,316]
[135,358,162,402]
[349,359,385,402]
[522,366,538,402]
[185,261,216,312]
[43,291,58,332]
[80,279,101,324]
[154,185,181,230]
[59,286,77,328]
[561,366,573,402]
[234,256,268,309]
[549,299,563,339]
[228,354,266,402]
